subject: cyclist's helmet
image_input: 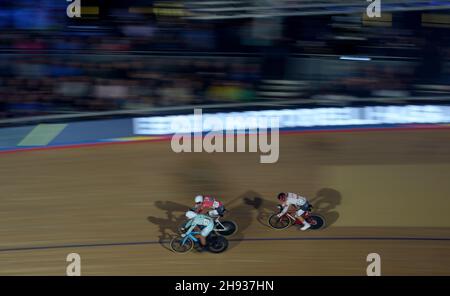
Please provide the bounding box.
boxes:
[185,210,197,219]
[277,192,287,201]
[194,195,203,204]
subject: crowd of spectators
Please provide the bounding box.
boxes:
[1,2,450,119]
[0,56,261,118]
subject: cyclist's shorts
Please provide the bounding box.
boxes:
[200,222,214,237]
[300,202,311,211]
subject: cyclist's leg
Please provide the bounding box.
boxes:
[199,235,206,247]
[192,226,204,245]
[295,208,306,221]
[295,207,311,230]
[193,225,207,247]
[200,223,214,246]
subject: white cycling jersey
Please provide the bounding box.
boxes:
[279,192,308,216]
[184,214,214,237]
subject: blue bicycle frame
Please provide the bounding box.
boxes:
[181,231,201,246]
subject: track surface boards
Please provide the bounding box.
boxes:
[1,130,449,275]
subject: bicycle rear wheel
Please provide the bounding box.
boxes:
[308,214,326,230]
[215,221,238,237]
[207,235,229,253]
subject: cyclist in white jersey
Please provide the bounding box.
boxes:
[277,192,311,231]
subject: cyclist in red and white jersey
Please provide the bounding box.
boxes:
[193,195,225,218]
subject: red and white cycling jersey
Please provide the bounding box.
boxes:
[201,195,223,209]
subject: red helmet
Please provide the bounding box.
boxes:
[277,192,287,201]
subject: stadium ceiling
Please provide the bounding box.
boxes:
[183,0,450,20]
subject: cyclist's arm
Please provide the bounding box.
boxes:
[185,219,193,229]
[195,204,206,213]
[184,223,197,236]
[279,203,290,216]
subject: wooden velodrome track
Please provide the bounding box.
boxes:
[0,128,450,275]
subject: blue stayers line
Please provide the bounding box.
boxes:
[1,236,449,253]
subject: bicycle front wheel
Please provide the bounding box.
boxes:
[268,214,292,229]
[170,236,194,253]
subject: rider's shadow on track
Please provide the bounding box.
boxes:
[244,194,279,228]
[245,188,341,228]
[221,191,261,250]
[310,188,341,227]
[147,201,192,251]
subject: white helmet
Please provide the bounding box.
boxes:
[185,210,197,220]
[194,195,203,203]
